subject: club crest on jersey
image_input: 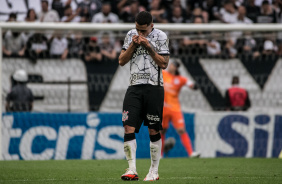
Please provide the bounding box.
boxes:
[132,46,149,59]
[122,110,129,121]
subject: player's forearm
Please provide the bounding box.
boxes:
[118,43,137,66]
[144,44,169,69]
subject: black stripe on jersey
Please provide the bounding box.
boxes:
[159,54,170,56]
[158,66,160,86]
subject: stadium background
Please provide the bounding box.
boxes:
[1,0,282,160]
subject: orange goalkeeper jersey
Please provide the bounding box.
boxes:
[163,70,188,112]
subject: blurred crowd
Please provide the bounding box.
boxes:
[2,0,282,63]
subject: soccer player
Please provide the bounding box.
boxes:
[161,60,200,157]
[119,11,170,181]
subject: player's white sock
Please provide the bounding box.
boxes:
[149,134,162,173]
[124,134,137,171]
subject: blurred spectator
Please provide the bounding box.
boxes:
[171,0,185,9]
[276,0,282,22]
[118,0,146,19]
[216,0,238,23]
[207,33,221,56]
[236,32,259,57]
[24,9,38,38]
[198,0,221,22]
[84,37,102,62]
[165,0,187,22]
[191,7,209,23]
[257,0,277,23]
[236,6,253,23]
[223,38,237,58]
[245,0,260,23]
[100,32,117,61]
[25,9,38,22]
[68,32,85,58]
[272,0,280,13]
[148,0,168,23]
[80,13,90,22]
[182,16,208,55]
[168,6,185,23]
[3,12,17,38]
[2,31,27,57]
[6,69,34,112]
[183,3,193,22]
[78,0,102,22]
[230,6,253,44]
[50,33,69,60]
[6,12,17,22]
[120,0,144,23]
[262,39,277,55]
[26,33,49,63]
[91,2,119,23]
[225,76,251,111]
[61,5,81,22]
[52,0,72,18]
[254,0,273,6]
[38,0,60,22]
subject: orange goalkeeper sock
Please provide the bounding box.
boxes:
[180,133,193,156]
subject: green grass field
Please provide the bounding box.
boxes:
[0,158,281,184]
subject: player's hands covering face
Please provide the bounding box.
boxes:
[137,35,150,48]
[132,35,139,46]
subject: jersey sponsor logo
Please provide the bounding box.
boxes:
[131,73,150,82]
[132,46,149,59]
[147,114,160,122]
[149,122,156,125]
[122,110,129,121]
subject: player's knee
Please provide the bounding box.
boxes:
[124,125,135,134]
[177,128,186,135]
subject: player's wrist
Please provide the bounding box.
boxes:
[131,41,138,47]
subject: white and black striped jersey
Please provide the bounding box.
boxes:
[122,28,170,86]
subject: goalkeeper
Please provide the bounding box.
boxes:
[162,60,200,158]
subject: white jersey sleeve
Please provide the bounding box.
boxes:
[122,30,137,50]
[153,31,170,55]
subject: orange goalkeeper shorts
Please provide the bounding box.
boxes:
[162,107,185,129]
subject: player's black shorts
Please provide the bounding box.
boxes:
[122,84,164,133]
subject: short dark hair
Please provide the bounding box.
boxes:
[9,12,17,19]
[232,76,239,85]
[135,11,152,26]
